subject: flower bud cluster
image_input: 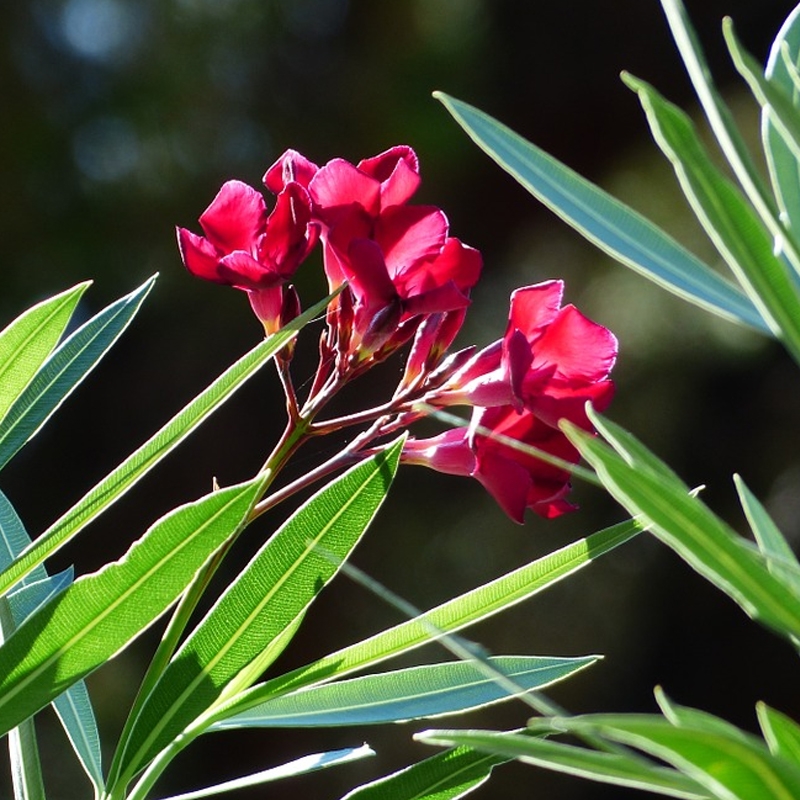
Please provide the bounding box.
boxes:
[177,146,617,522]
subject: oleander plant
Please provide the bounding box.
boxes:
[2,1,800,799]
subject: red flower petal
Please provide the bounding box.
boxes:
[263,149,319,193]
[532,304,618,383]
[345,238,396,306]
[217,251,277,289]
[198,180,266,254]
[508,281,564,341]
[176,227,225,283]
[376,205,448,279]
[358,146,421,208]
[310,158,382,218]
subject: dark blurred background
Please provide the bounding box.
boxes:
[3,1,800,798]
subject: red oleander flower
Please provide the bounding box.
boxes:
[401,405,579,522]
[266,146,482,360]
[177,179,319,332]
[432,281,617,421]
[403,280,618,522]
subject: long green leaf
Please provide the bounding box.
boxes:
[0,281,89,426]
[758,703,800,765]
[7,719,46,800]
[527,710,800,800]
[625,73,800,364]
[212,656,596,730]
[0,275,156,472]
[112,438,403,787]
[724,20,800,170]
[659,0,800,280]
[763,2,800,240]
[0,491,103,795]
[0,292,332,597]
[563,412,800,643]
[222,518,640,717]
[416,729,708,800]
[734,475,800,594]
[157,745,375,800]
[340,746,508,800]
[0,475,264,739]
[433,92,766,332]
[0,600,46,800]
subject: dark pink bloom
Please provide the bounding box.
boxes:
[402,404,580,522]
[404,280,617,522]
[433,281,617,422]
[177,179,319,331]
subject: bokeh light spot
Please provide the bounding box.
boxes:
[72,116,140,182]
[60,0,142,63]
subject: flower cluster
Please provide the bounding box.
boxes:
[177,146,617,522]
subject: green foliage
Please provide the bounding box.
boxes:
[110,438,404,790]
[422,0,800,797]
[0,281,90,425]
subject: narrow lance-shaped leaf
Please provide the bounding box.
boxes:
[0,291,333,598]
[340,745,509,800]
[758,703,800,766]
[0,275,156,472]
[525,709,800,800]
[0,475,264,739]
[563,410,800,644]
[157,745,376,800]
[433,91,766,333]
[658,0,800,280]
[724,20,800,171]
[220,518,641,718]
[0,491,103,795]
[212,656,597,730]
[0,281,89,426]
[416,728,708,800]
[111,438,403,787]
[623,72,800,365]
[762,2,800,239]
[0,599,47,800]
[734,474,800,595]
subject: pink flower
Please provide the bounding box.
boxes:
[432,281,617,421]
[404,280,618,522]
[177,179,319,331]
[264,146,482,360]
[402,405,579,522]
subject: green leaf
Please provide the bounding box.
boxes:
[763,3,800,239]
[563,411,800,643]
[416,729,708,800]
[658,0,800,280]
[433,92,766,333]
[112,438,403,787]
[225,518,640,714]
[156,745,375,800]
[532,710,800,800]
[0,275,155,472]
[0,475,264,739]
[212,656,596,730]
[7,717,46,800]
[758,703,800,765]
[0,291,333,598]
[0,281,89,427]
[340,745,507,800]
[51,680,104,799]
[623,72,800,364]
[724,20,800,175]
[0,491,103,795]
[734,475,800,594]
[0,600,47,800]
